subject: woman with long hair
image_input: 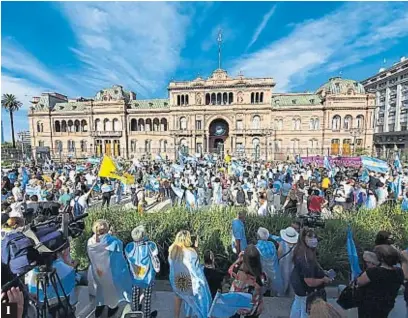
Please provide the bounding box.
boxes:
[228,244,266,318]
[168,230,211,318]
[290,229,332,318]
[87,219,132,317]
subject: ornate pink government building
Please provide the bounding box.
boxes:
[29,68,375,160]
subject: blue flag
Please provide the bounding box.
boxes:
[324,156,332,171]
[145,177,160,192]
[21,168,29,191]
[208,292,253,318]
[361,156,389,174]
[347,226,362,281]
[391,175,402,198]
[394,154,402,173]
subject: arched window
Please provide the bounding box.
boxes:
[344,115,352,130]
[274,139,282,152]
[95,119,102,131]
[205,93,210,105]
[292,118,301,130]
[252,115,261,129]
[177,95,181,106]
[145,140,151,153]
[309,139,319,149]
[130,118,137,131]
[185,95,189,105]
[211,93,216,105]
[153,118,160,131]
[55,140,62,152]
[55,121,61,132]
[37,121,43,133]
[228,92,233,104]
[251,92,254,104]
[61,120,67,132]
[260,92,264,103]
[130,140,137,152]
[67,120,73,132]
[145,118,152,131]
[103,119,111,131]
[138,119,145,131]
[223,92,228,105]
[81,120,88,132]
[80,140,87,152]
[181,95,185,106]
[67,140,75,152]
[255,92,259,103]
[74,120,80,132]
[216,93,222,105]
[309,118,319,130]
[112,118,119,131]
[274,119,283,130]
[291,139,300,153]
[163,140,167,152]
[356,115,364,129]
[161,118,168,131]
[180,117,187,130]
[332,115,341,131]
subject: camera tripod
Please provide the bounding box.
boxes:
[34,263,75,318]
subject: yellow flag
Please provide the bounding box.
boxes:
[98,156,135,185]
[42,175,52,183]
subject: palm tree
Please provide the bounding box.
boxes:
[1,94,22,148]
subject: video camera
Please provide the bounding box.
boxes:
[298,213,325,228]
[1,207,88,276]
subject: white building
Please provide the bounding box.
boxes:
[361,56,408,154]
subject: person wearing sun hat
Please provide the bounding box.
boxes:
[278,226,299,296]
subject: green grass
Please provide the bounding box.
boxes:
[71,205,408,282]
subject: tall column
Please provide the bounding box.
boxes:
[206,133,210,153]
[395,84,402,132]
[375,91,380,133]
[384,87,390,132]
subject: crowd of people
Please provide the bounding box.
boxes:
[1,152,408,318]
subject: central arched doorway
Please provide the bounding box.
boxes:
[209,118,229,155]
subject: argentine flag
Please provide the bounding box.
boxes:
[145,177,160,192]
[208,292,253,318]
[27,259,76,304]
[394,154,403,173]
[87,234,132,308]
[185,190,198,211]
[391,175,403,198]
[171,184,185,199]
[346,226,362,281]
[169,248,211,318]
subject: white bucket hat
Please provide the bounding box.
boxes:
[280,227,299,244]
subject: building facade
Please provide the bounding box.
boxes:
[17,130,31,146]
[362,57,408,156]
[29,69,375,160]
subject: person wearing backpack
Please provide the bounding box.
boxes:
[125,225,159,318]
[236,186,247,206]
[70,179,97,216]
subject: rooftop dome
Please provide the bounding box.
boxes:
[316,77,365,96]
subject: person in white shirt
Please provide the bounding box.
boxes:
[70,179,97,214]
[12,182,23,202]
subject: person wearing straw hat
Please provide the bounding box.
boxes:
[278,226,299,297]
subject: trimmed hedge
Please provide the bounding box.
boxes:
[71,205,408,282]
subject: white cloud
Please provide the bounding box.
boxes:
[1,39,77,95]
[246,5,276,50]
[232,2,408,92]
[1,75,45,109]
[59,2,191,97]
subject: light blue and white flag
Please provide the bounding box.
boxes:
[324,155,332,171]
[27,258,76,303]
[145,177,160,192]
[208,292,253,318]
[172,164,184,173]
[155,154,163,161]
[87,157,101,165]
[361,156,389,174]
[169,248,211,318]
[360,168,369,183]
[231,161,244,177]
[347,226,362,281]
[394,154,403,173]
[87,234,132,308]
[21,168,30,191]
[391,175,403,198]
[171,184,185,199]
[185,190,198,211]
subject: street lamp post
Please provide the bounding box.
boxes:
[349,128,363,156]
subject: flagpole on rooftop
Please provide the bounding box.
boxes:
[217,29,222,69]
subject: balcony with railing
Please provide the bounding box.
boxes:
[90,131,122,137]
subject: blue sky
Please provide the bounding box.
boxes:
[2,1,408,141]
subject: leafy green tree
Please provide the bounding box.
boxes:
[1,94,22,148]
